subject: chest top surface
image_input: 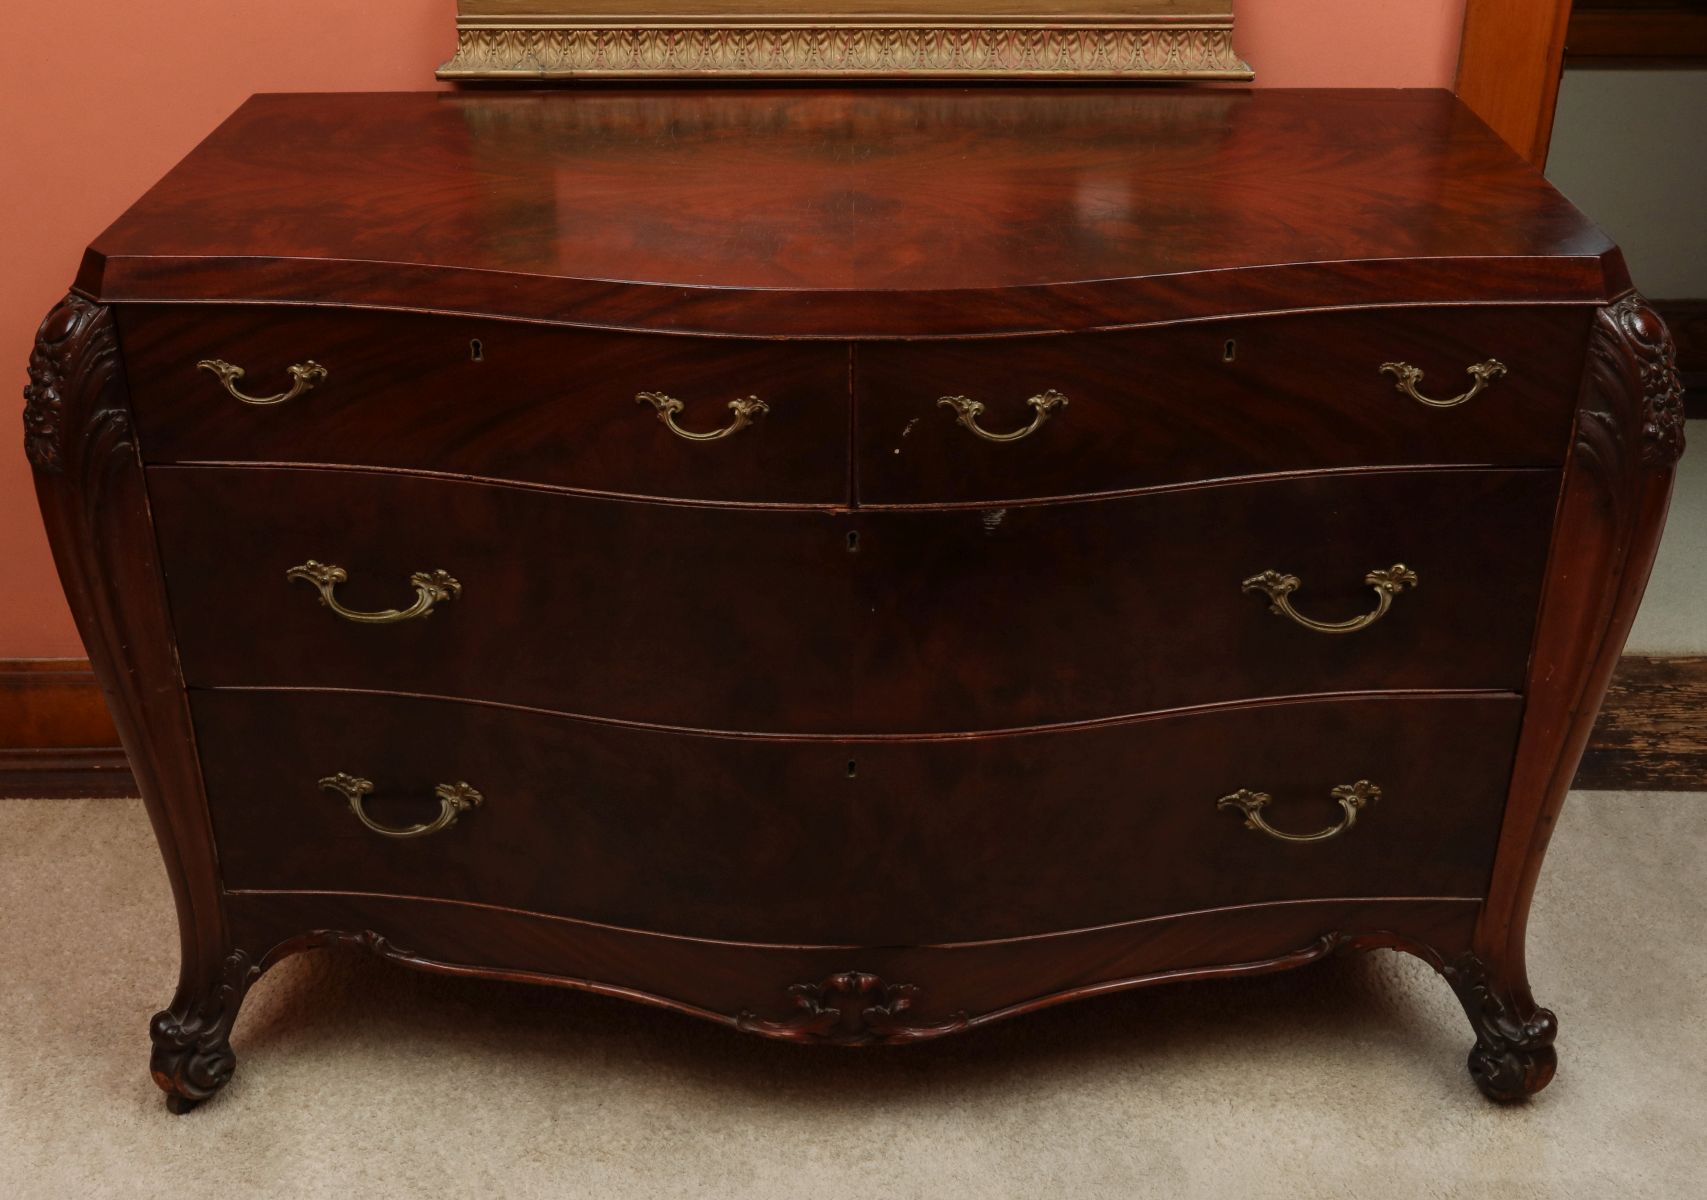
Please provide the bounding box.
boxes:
[82,88,1622,337]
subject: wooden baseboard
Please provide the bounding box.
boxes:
[1,655,1704,797]
[0,659,134,797]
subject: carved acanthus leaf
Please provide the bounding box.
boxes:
[1440,952,1559,1103]
[149,948,262,1109]
[23,293,122,473]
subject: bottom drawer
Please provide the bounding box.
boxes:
[194,690,1523,945]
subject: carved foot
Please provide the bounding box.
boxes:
[148,949,260,1113]
[1441,953,1558,1102]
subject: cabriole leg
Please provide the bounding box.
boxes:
[148,949,260,1113]
[1441,952,1558,1102]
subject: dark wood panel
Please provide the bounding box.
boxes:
[148,466,1559,734]
[857,307,1586,504]
[226,891,1481,1041]
[120,307,850,505]
[1575,655,1707,789]
[843,471,1559,731]
[1567,5,1707,62]
[1653,299,1707,417]
[194,690,1519,946]
[1653,300,1707,370]
[81,90,1624,337]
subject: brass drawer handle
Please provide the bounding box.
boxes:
[197,358,328,406]
[286,560,461,624]
[318,772,483,839]
[636,391,768,441]
[1379,359,1506,408]
[1218,780,1379,844]
[937,389,1068,442]
[1242,563,1417,634]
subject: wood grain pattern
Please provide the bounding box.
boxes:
[79,90,1624,338]
[1574,656,1707,789]
[857,307,1587,504]
[1455,0,1574,167]
[191,688,1519,945]
[120,307,850,504]
[147,465,1560,734]
[25,91,1679,1109]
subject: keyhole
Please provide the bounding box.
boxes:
[1222,339,1237,363]
[470,338,484,362]
[846,530,860,553]
[846,760,858,779]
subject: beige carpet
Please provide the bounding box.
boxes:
[1626,417,1707,655]
[2,792,1703,1200]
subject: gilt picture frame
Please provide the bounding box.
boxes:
[437,0,1252,80]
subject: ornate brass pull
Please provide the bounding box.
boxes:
[635,391,768,441]
[936,389,1068,442]
[1379,359,1506,408]
[317,773,484,839]
[1218,780,1380,844]
[286,560,461,625]
[197,358,328,406]
[1242,564,1417,635]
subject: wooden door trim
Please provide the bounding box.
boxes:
[1456,0,1575,168]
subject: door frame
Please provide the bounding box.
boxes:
[1456,0,1576,167]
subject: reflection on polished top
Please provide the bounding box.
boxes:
[82,88,1621,335]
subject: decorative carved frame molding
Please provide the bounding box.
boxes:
[437,3,1252,80]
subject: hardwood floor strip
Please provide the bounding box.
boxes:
[1573,655,1707,790]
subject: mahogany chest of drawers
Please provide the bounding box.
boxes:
[25,88,1683,1111]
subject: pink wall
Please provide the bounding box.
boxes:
[0,1,1465,657]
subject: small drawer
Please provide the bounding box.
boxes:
[118,305,850,504]
[150,465,1557,734]
[194,690,1521,946]
[855,306,1588,504]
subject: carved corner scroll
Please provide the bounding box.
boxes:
[438,4,1253,81]
[149,949,261,1113]
[736,972,970,1045]
[1440,952,1558,1103]
[23,293,121,473]
[26,292,234,1112]
[1472,292,1684,1102]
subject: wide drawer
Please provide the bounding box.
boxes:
[149,465,1559,734]
[196,690,1521,945]
[118,305,850,504]
[856,306,1588,504]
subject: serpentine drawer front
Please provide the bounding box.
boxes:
[121,306,850,504]
[856,307,1588,504]
[148,464,1558,734]
[194,690,1522,945]
[29,89,1682,1109]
